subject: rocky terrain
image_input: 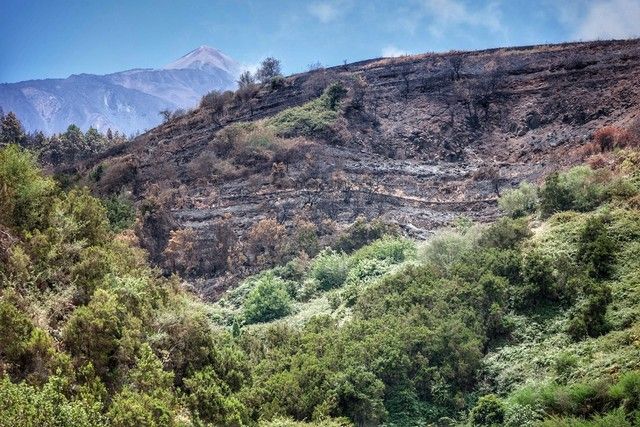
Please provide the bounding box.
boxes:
[84,39,640,297]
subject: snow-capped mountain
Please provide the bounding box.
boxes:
[0,46,239,135]
[165,46,240,75]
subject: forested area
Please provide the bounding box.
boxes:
[0,110,128,166]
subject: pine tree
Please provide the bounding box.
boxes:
[236,71,255,89]
[1,112,25,145]
[255,57,282,83]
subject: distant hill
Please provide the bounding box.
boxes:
[0,46,239,135]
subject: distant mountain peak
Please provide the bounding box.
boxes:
[165,45,240,76]
[0,45,239,135]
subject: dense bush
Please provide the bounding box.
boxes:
[243,275,292,323]
[309,249,350,290]
[539,166,605,217]
[421,229,475,277]
[102,193,136,232]
[479,217,532,250]
[267,83,347,137]
[498,181,538,218]
[577,215,616,279]
[350,236,415,264]
[470,394,506,426]
[333,218,397,253]
[0,145,56,229]
[566,280,612,340]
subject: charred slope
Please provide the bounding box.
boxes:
[85,39,640,297]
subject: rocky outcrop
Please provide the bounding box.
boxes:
[84,39,640,297]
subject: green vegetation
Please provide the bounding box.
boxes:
[1,141,640,426]
[498,181,538,218]
[102,193,136,232]
[243,275,292,323]
[0,111,127,166]
[266,83,347,137]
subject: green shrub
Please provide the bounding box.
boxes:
[539,408,632,427]
[267,83,346,137]
[102,194,135,232]
[345,258,391,285]
[183,366,248,425]
[517,249,557,307]
[324,83,348,109]
[422,230,475,277]
[260,418,352,427]
[470,394,506,426]
[504,403,542,427]
[309,249,350,290]
[0,144,56,230]
[0,374,105,427]
[577,216,616,280]
[479,217,532,250]
[566,281,611,340]
[351,236,415,264]
[333,218,395,253]
[107,389,175,427]
[340,258,391,307]
[540,167,605,217]
[243,275,292,324]
[554,352,579,379]
[499,182,538,218]
[610,371,640,412]
[53,188,111,246]
[0,297,34,366]
[63,289,124,379]
[510,379,615,420]
[333,366,387,426]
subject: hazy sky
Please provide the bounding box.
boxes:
[2,0,639,83]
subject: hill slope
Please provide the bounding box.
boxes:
[84,39,640,296]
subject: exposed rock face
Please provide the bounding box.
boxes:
[86,40,640,298]
[0,46,238,135]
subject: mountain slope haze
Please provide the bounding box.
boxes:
[0,46,239,135]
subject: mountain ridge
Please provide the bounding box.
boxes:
[0,46,239,135]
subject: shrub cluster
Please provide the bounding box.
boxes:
[266,83,347,137]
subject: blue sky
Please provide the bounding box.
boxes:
[1,0,639,83]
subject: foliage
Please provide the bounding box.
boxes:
[102,193,136,232]
[577,215,616,280]
[267,83,347,137]
[350,236,416,265]
[479,217,532,250]
[183,366,248,425]
[470,394,506,426]
[1,113,123,167]
[333,218,396,253]
[498,181,538,218]
[244,275,293,324]
[309,249,350,291]
[0,144,56,229]
[539,166,605,217]
[255,57,282,84]
[1,112,25,145]
[3,144,640,426]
